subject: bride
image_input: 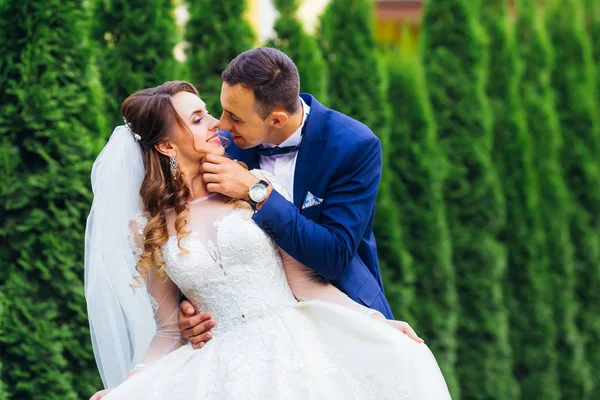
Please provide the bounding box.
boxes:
[85,81,451,399]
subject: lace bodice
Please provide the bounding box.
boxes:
[131,195,298,337]
[166,204,297,335]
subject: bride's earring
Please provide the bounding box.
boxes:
[170,153,178,180]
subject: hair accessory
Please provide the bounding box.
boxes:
[123,117,142,142]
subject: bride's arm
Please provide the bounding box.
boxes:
[280,249,384,317]
[128,268,185,377]
[89,220,185,399]
[90,274,183,399]
[279,249,423,343]
[126,220,186,378]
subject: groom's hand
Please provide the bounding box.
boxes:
[178,300,217,349]
[202,154,264,200]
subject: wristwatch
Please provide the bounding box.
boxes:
[248,180,269,210]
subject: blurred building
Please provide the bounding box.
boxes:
[247,0,422,46]
[376,0,422,46]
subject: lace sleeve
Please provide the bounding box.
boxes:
[127,217,186,376]
[280,249,385,320]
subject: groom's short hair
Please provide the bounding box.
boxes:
[222,47,300,118]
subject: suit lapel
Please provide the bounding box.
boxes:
[293,94,327,209]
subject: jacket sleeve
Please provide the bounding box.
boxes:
[126,218,186,376]
[252,135,382,280]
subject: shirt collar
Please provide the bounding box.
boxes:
[262,97,311,149]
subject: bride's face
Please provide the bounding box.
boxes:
[169,91,224,162]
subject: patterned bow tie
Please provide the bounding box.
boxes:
[255,144,301,157]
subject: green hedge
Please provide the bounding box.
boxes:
[319,0,389,137]
[0,0,106,398]
[385,46,458,396]
[546,0,600,397]
[0,366,6,400]
[421,1,517,398]
[481,1,559,398]
[185,0,254,114]
[93,0,180,128]
[585,0,600,108]
[515,1,591,398]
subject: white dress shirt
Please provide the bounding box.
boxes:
[259,97,311,199]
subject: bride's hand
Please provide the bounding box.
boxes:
[383,320,425,344]
[89,388,114,400]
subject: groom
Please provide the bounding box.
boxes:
[179,47,394,347]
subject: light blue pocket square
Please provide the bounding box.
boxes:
[302,191,323,210]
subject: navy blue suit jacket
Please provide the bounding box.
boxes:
[226,94,393,319]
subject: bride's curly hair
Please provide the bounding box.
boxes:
[121,81,200,281]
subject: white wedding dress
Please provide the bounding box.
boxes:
[103,174,451,400]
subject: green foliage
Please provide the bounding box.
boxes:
[0,365,6,400]
[421,1,518,398]
[515,2,591,398]
[93,0,181,128]
[384,46,458,394]
[319,0,412,322]
[0,314,7,400]
[319,0,388,136]
[545,0,600,397]
[267,0,327,101]
[185,0,255,114]
[375,186,415,322]
[0,0,106,399]
[585,0,600,107]
[481,1,560,398]
[374,161,415,322]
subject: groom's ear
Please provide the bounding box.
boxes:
[269,111,289,128]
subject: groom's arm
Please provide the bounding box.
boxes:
[253,136,382,280]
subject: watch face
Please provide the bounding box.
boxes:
[249,184,267,203]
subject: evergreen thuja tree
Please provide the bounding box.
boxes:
[0,326,7,400]
[585,0,600,107]
[266,0,327,101]
[0,0,106,399]
[385,46,458,395]
[515,1,591,397]
[185,0,254,114]
[0,365,6,400]
[421,0,518,398]
[0,292,5,400]
[319,0,389,137]
[93,0,180,127]
[481,1,559,398]
[546,0,600,396]
[374,159,415,322]
[320,0,414,319]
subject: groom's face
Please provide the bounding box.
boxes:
[219,82,273,149]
